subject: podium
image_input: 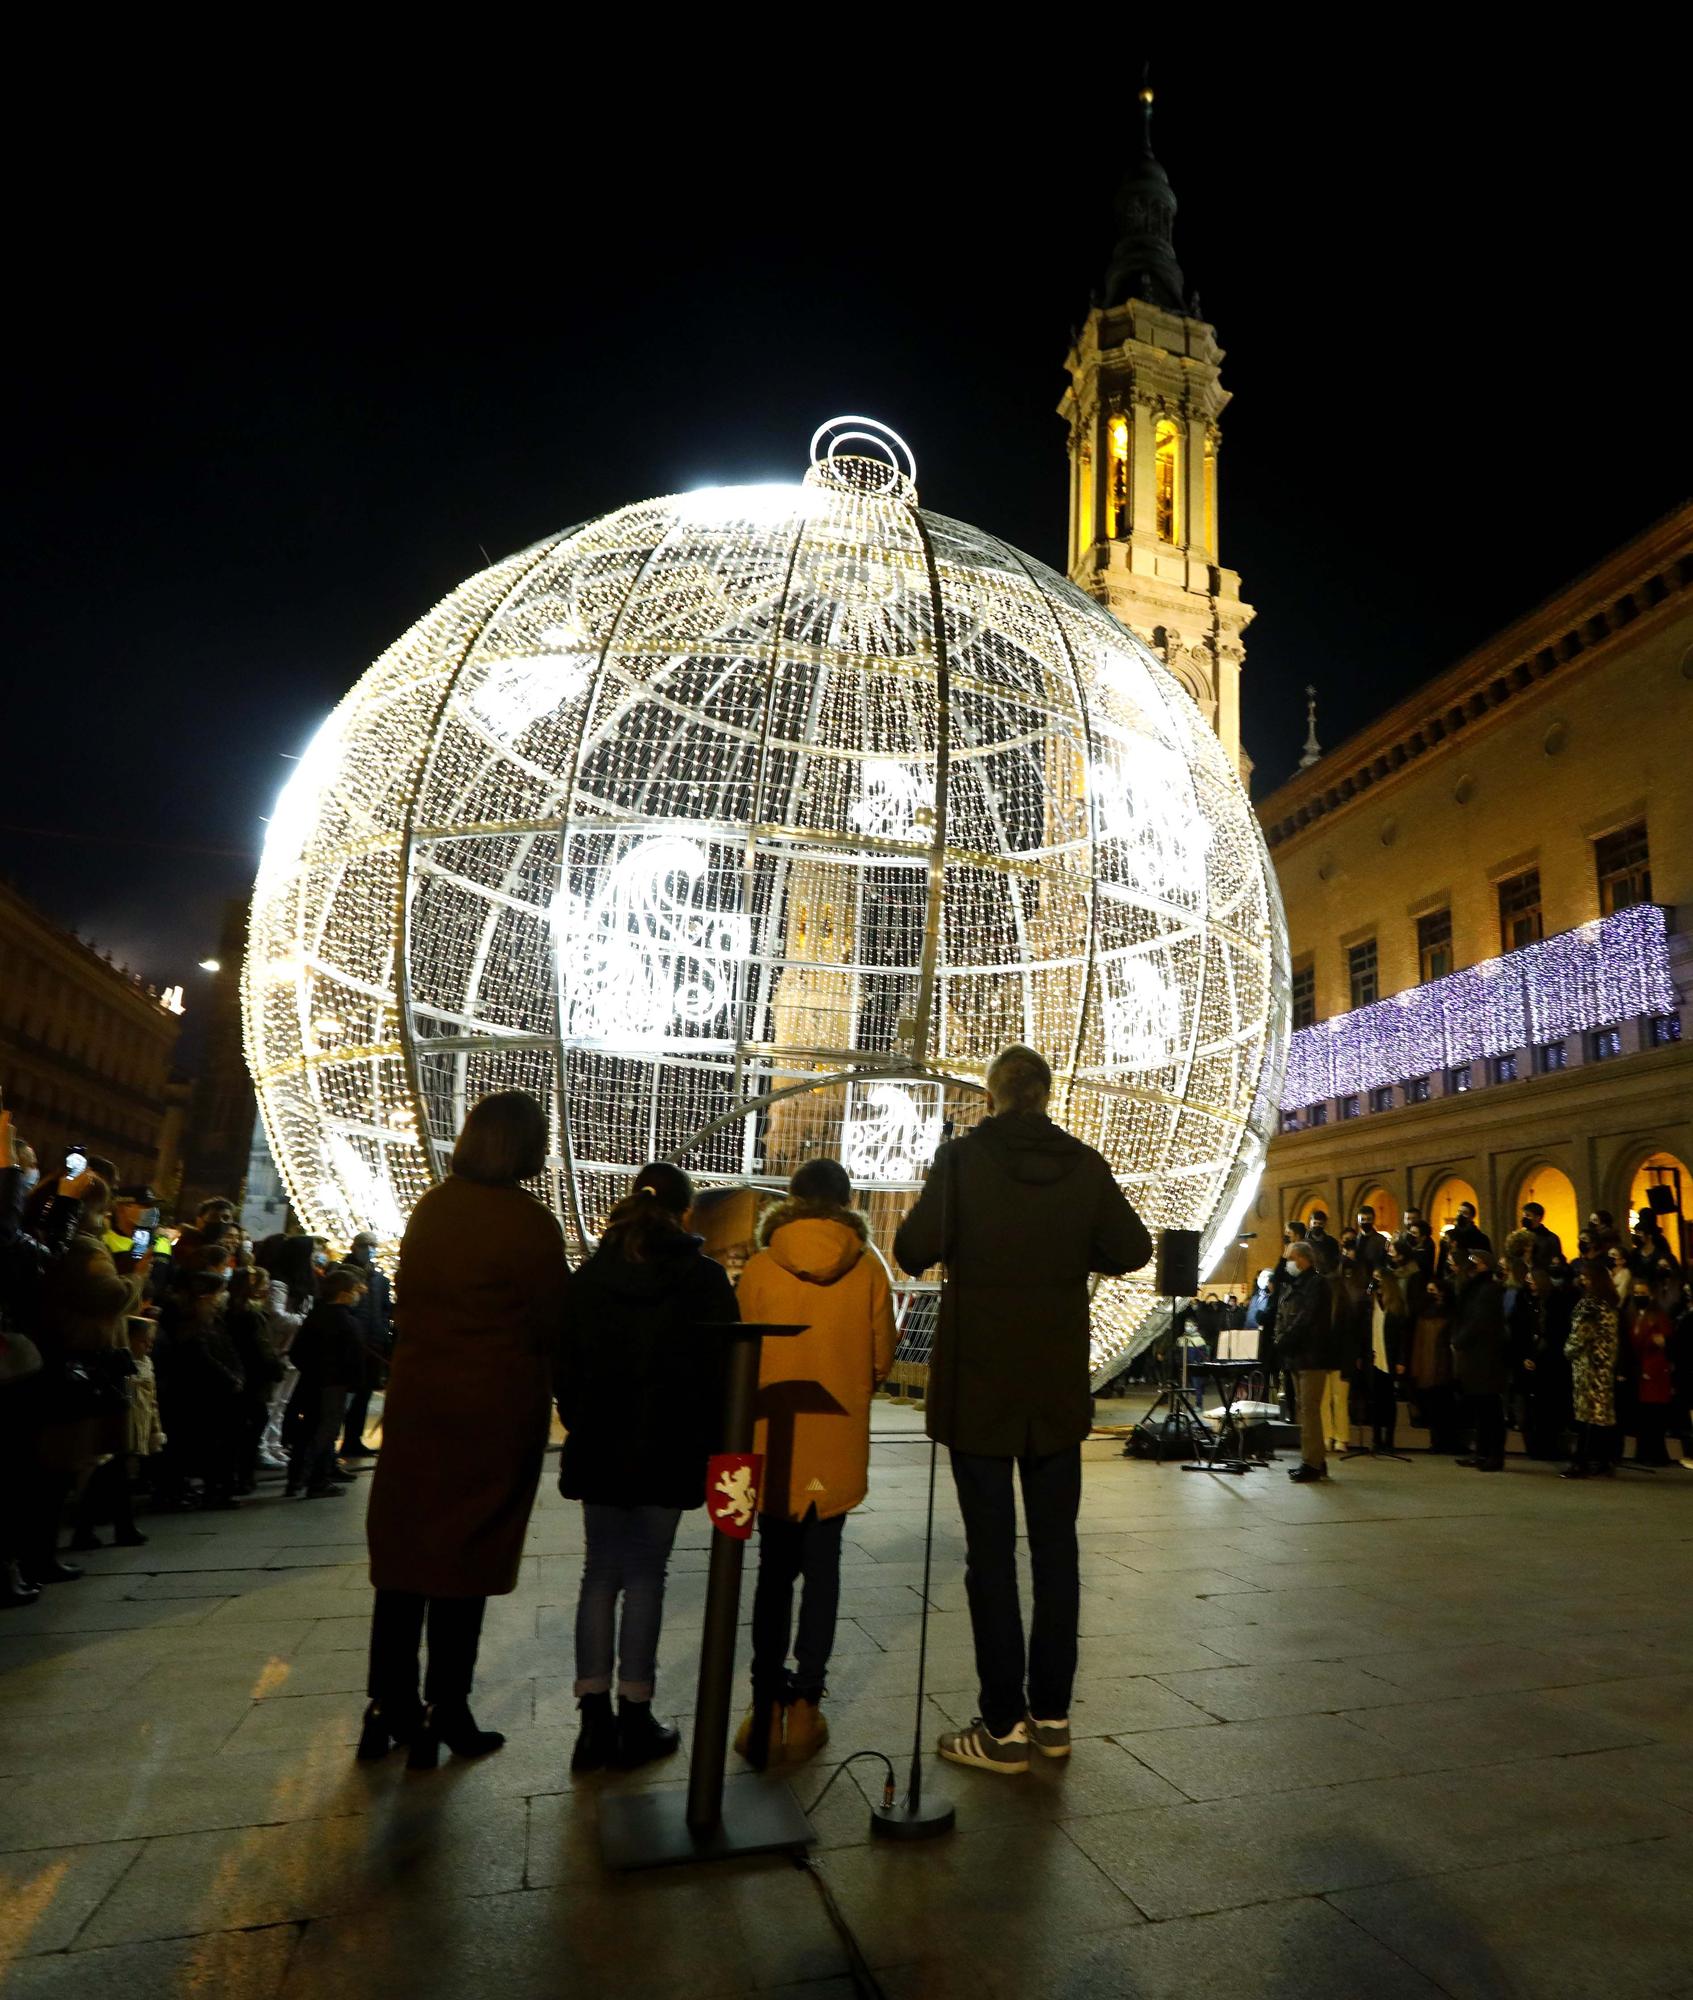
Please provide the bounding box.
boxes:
[599,1322,815,1870]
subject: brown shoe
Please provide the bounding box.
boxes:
[733,1698,786,1768]
[784,1696,829,1763]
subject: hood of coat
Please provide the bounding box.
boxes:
[758,1200,868,1286]
[974,1110,1090,1186]
[580,1230,709,1299]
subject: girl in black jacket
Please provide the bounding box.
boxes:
[558,1163,734,1773]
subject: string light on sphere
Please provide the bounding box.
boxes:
[243,418,1289,1379]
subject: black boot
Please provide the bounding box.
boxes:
[356,1698,424,1761]
[407,1701,504,1770]
[571,1692,618,1774]
[1,1559,41,1610]
[617,1698,681,1769]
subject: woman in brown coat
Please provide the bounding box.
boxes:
[34,1178,145,1582]
[362,1092,570,1767]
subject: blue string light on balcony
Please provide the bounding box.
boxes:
[1282,904,1676,1108]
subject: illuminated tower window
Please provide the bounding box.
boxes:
[1105,413,1130,539]
[1202,433,1217,557]
[1153,417,1182,543]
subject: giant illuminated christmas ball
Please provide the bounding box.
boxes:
[244,419,1289,1378]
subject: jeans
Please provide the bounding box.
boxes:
[1295,1369,1329,1468]
[949,1445,1081,1738]
[573,1503,682,1700]
[750,1508,845,1700]
[368,1588,486,1710]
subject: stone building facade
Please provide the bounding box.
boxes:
[0,875,184,1189]
[1247,503,1693,1268]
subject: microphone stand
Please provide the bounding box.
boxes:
[871,1116,957,1841]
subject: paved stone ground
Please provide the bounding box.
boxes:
[3,1416,1693,1999]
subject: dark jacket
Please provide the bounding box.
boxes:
[893,1109,1151,1456]
[1522,1221,1563,1269]
[290,1300,366,1390]
[1439,1219,1493,1280]
[1304,1226,1341,1274]
[366,1175,570,1598]
[1451,1270,1508,1395]
[1273,1265,1344,1372]
[225,1300,286,1407]
[558,1231,736,1509]
[1353,1227,1391,1275]
[348,1254,394,1361]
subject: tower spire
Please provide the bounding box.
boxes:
[1102,70,1187,313]
[1298,685,1323,770]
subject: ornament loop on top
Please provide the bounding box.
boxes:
[806,415,918,503]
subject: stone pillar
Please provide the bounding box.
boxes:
[1131,402,1157,543]
[1184,415,1206,557]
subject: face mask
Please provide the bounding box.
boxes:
[19,1167,40,1192]
[1284,1257,1301,1276]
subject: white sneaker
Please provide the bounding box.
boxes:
[937,1717,1029,1774]
[257,1450,289,1471]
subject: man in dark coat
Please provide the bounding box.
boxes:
[894,1044,1150,1774]
[1519,1202,1564,1270]
[1451,1250,1509,1469]
[1438,1202,1493,1281]
[1274,1241,1345,1481]
[1304,1211,1341,1273]
[1353,1207,1391,1275]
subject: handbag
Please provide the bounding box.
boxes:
[42,1348,136,1422]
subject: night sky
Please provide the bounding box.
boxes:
[7,40,1685,1005]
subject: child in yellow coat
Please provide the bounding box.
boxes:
[734,1159,897,1764]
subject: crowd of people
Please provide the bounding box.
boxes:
[7,1050,1689,1797]
[1243,1197,1693,1481]
[0,1106,393,1610]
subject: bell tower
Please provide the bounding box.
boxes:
[1058,81,1253,775]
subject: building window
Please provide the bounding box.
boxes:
[1339,1094,1360,1120]
[1649,1013,1682,1046]
[1498,869,1544,952]
[1280,1109,1301,1134]
[1416,908,1453,984]
[1307,1102,1328,1128]
[1153,416,1182,543]
[1347,939,1379,1011]
[1291,963,1316,1030]
[1589,1027,1622,1061]
[1404,1075,1432,1103]
[1106,412,1130,540]
[1535,1041,1568,1073]
[1369,1086,1395,1113]
[1202,434,1218,557]
[1595,821,1651,913]
[1489,1052,1519,1084]
[1447,1064,1473,1093]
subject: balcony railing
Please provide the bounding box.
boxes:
[1282,903,1677,1111]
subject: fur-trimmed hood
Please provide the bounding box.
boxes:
[756,1198,868,1285]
